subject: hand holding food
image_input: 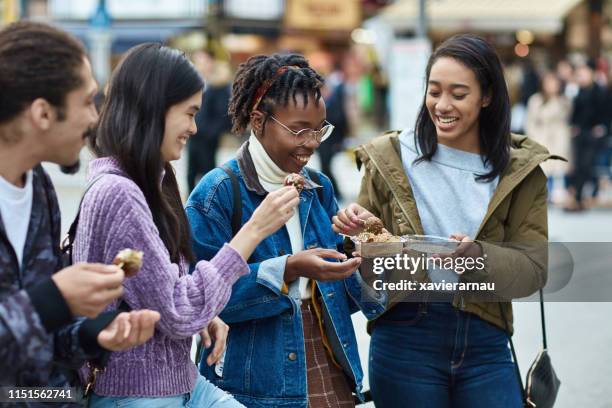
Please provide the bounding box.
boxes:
[230,186,300,260]
[113,249,144,278]
[354,216,401,244]
[283,173,305,193]
[332,203,376,236]
[52,263,124,318]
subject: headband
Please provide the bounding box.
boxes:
[250,65,300,112]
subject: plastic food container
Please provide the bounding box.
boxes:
[350,235,406,258]
[402,235,460,255]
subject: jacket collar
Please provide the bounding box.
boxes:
[0,166,53,280]
[475,134,565,236]
[235,140,321,196]
[358,132,424,235]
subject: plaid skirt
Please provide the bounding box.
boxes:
[301,299,355,408]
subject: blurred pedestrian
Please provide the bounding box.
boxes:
[567,61,608,211]
[525,72,572,204]
[0,21,159,399]
[520,59,540,106]
[557,59,579,99]
[187,50,232,192]
[319,66,349,201]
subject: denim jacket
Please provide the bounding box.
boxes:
[186,142,383,407]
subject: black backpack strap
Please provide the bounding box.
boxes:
[66,172,133,313]
[220,165,242,237]
[61,173,108,254]
[305,167,324,204]
[219,165,323,237]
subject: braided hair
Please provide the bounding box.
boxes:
[228,53,325,134]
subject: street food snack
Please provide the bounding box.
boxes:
[355,231,402,243]
[352,216,402,245]
[284,173,305,193]
[112,248,144,278]
[363,217,385,235]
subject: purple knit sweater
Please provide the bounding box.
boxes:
[73,157,249,397]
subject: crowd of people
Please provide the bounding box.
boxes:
[510,58,612,211]
[2,21,557,408]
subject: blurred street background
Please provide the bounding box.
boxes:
[2,0,611,406]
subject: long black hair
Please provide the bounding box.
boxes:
[414,34,511,181]
[91,43,204,263]
[228,53,324,134]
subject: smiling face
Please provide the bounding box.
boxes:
[252,93,327,173]
[425,57,490,153]
[43,57,99,167]
[161,90,202,162]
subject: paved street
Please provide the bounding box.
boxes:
[47,144,612,408]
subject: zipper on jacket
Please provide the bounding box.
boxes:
[454,294,466,310]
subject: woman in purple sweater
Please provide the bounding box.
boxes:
[73,43,299,407]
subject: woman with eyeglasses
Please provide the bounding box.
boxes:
[186,54,380,408]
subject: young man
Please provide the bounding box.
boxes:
[0,21,160,398]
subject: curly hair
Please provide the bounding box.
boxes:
[0,21,86,125]
[228,53,324,134]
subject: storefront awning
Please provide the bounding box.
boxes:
[379,0,583,33]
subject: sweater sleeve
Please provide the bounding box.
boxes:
[75,177,249,339]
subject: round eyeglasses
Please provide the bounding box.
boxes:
[268,115,334,146]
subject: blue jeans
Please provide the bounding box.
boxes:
[369,302,522,408]
[89,374,245,408]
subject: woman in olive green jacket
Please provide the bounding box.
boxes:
[333,35,560,408]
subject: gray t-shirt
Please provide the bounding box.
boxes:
[399,129,498,283]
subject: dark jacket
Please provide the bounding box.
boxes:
[0,166,109,405]
[571,83,608,132]
[192,84,232,147]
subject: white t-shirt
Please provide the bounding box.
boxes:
[0,171,33,268]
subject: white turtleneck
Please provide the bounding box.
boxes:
[248,132,310,299]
